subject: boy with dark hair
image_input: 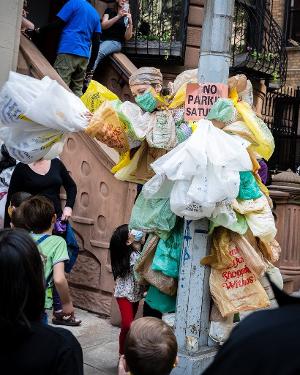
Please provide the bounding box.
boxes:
[17,195,80,326]
[119,317,178,375]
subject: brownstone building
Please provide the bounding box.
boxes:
[272,0,300,88]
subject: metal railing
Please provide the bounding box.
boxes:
[231,0,287,87]
[262,86,300,171]
[124,0,189,64]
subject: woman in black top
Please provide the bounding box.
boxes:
[0,229,83,375]
[4,158,77,227]
[86,0,133,82]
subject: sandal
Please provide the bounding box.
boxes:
[52,311,82,327]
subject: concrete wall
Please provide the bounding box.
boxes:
[0,0,23,86]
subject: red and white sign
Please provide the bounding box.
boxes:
[184,82,228,121]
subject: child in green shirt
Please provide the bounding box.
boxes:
[14,195,81,326]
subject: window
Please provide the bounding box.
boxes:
[123,0,189,64]
[287,0,300,44]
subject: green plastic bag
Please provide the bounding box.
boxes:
[145,285,176,313]
[129,193,176,240]
[209,212,248,235]
[238,171,262,200]
[207,98,235,123]
[152,219,183,278]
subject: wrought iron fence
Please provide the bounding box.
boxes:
[124,0,189,64]
[231,0,287,87]
[262,86,300,171]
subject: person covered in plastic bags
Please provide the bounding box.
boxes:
[82,67,195,183]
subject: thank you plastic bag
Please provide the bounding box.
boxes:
[210,242,270,317]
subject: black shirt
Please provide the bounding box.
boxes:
[4,158,77,227]
[203,305,300,375]
[1,322,83,375]
[102,8,127,42]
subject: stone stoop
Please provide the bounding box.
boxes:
[282,274,295,294]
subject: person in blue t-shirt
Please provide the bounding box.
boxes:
[31,0,101,97]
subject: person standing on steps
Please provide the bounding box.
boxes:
[29,0,101,97]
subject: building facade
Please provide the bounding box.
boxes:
[272,0,300,88]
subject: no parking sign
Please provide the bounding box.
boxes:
[184,83,228,121]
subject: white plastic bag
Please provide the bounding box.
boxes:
[170,180,215,220]
[24,78,88,132]
[146,119,252,220]
[244,195,277,242]
[0,125,63,163]
[117,101,153,140]
[0,72,89,163]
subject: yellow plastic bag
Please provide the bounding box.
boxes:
[85,101,129,153]
[201,227,233,270]
[209,241,270,317]
[81,80,118,113]
[111,151,130,174]
[229,89,275,160]
[168,83,187,109]
[114,146,145,184]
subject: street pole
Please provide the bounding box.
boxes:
[173,1,235,374]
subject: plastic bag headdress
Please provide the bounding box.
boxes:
[129,67,163,87]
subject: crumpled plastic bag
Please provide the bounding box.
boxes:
[144,119,252,220]
[210,211,248,235]
[238,171,262,200]
[230,88,275,160]
[111,100,152,141]
[201,227,233,269]
[85,100,129,153]
[81,79,118,113]
[207,98,235,123]
[0,72,88,162]
[146,110,177,150]
[258,238,281,264]
[243,195,277,242]
[152,220,183,278]
[209,241,270,317]
[129,192,176,240]
[134,234,177,296]
[231,232,267,279]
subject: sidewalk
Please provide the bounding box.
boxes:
[51,309,119,375]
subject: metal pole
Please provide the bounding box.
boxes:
[173,1,235,374]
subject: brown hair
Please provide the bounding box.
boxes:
[124,317,178,375]
[11,206,27,229]
[16,196,55,234]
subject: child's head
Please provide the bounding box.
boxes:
[124,317,178,375]
[109,224,144,280]
[16,196,56,234]
[8,191,32,218]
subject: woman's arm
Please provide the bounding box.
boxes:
[59,160,77,220]
[101,9,126,30]
[124,13,133,41]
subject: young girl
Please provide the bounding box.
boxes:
[110,224,145,356]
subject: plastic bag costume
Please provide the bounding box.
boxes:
[0,68,281,319]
